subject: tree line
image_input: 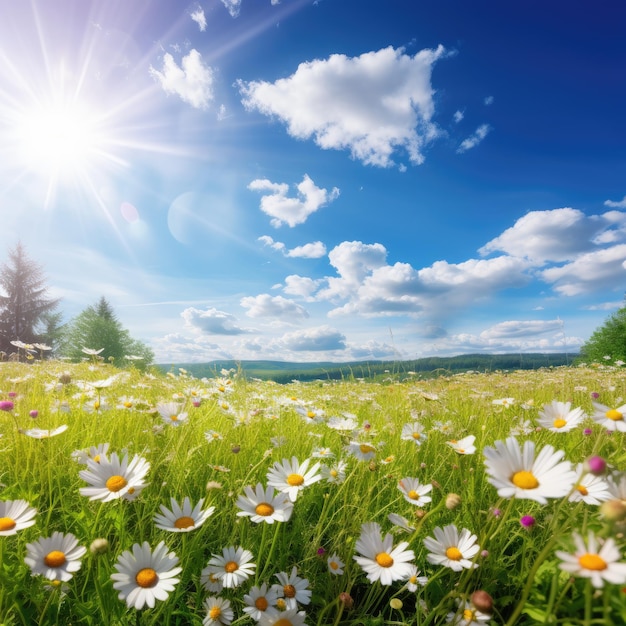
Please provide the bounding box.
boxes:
[0,242,153,367]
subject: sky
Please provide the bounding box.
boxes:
[0,0,625,365]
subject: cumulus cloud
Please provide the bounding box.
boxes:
[604,195,626,208]
[249,175,340,227]
[190,6,207,31]
[221,0,241,18]
[539,244,626,296]
[279,325,346,351]
[238,45,446,167]
[479,319,564,340]
[283,275,323,300]
[240,294,309,320]
[181,307,250,335]
[149,49,214,109]
[259,235,326,258]
[453,110,464,123]
[457,123,491,153]
[480,208,625,263]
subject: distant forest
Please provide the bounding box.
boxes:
[156,352,577,384]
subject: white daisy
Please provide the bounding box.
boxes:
[327,553,345,576]
[154,496,215,532]
[327,415,359,431]
[556,531,626,588]
[266,457,321,502]
[446,600,491,624]
[204,546,255,589]
[0,499,37,536]
[273,566,312,609]
[568,464,612,505]
[25,532,86,581]
[591,401,626,432]
[243,582,280,621]
[607,471,626,500]
[536,401,586,432]
[203,596,234,626]
[353,522,415,585]
[321,461,347,484]
[19,425,68,438]
[205,430,223,443]
[258,608,307,626]
[71,443,110,465]
[311,446,335,459]
[79,452,150,502]
[446,435,477,455]
[346,441,376,461]
[397,478,433,507]
[483,436,577,504]
[401,422,427,445]
[387,513,415,533]
[295,405,325,423]
[156,401,188,426]
[424,524,480,571]
[111,540,182,610]
[236,483,293,524]
[404,564,428,591]
[200,570,224,594]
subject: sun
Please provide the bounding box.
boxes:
[13,97,106,180]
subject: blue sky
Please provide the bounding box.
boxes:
[1,0,625,364]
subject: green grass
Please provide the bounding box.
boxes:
[0,360,624,625]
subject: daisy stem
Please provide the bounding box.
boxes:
[257,521,281,582]
[504,533,559,626]
[583,579,593,626]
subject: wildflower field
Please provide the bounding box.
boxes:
[0,360,625,626]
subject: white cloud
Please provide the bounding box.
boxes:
[582,301,624,311]
[190,6,207,31]
[279,325,346,351]
[258,235,326,258]
[479,319,564,340]
[604,195,626,208]
[221,0,241,18]
[283,275,323,300]
[453,110,464,123]
[238,45,446,167]
[240,294,309,319]
[181,307,250,335]
[248,174,339,227]
[484,95,494,105]
[149,49,214,110]
[457,123,491,153]
[539,244,626,296]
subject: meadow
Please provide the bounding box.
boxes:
[0,359,624,625]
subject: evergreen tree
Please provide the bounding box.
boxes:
[579,301,626,364]
[0,242,59,354]
[60,296,153,367]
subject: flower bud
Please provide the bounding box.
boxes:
[471,590,494,614]
[58,372,72,385]
[389,598,403,610]
[339,592,354,609]
[600,499,626,521]
[585,456,607,475]
[445,493,462,510]
[90,538,109,554]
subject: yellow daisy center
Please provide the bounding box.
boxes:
[136,567,158,588]
[329,560,340,570]
[276,598,287,610]
[255,596,269,611]
[44,550,66,568]
[170,414,178,421]
[93,401,100,410]
[307,411,316,418]
[174,516,195,529]
[577,485,589,496]
[283,584,297,598]
[409,575,417,584]
[375,552,394,568]
[92,454,101,463]
[275,619,294,626]
[286,473,304,486]
[606,409,623,421]
[218,386,225,392]
[106,475,128,492]
[445,546,463,561]
[209,606,222,619]
[511,470,539,490]
[0,517,16,531]
[412,432,421,439]
[407,489,420,500]
[255,503,275,516]
[224,561,238,573]
[463,609,476,621]
[359,444,375,454]
[553,418,567,428]
[124,401,133,408]
[330,469,338,477]
[578,553,607,571]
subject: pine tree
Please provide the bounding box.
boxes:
[579,301,626,364]
[0,242,59,354]
[60,296,153,367]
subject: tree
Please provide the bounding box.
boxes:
[60,296,153,368]
[0,242,59,354]
[579,302,626,364]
